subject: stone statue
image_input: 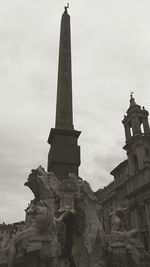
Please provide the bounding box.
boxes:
[59,177,80,214]
[108,207,150,267]
[8,200,68,267]
[25,166,61,214]
[108,207,129,266]
[71,180,106,267]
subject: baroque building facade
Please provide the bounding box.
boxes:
[96,94,150,251]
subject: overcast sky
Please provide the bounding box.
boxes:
[1,0,150,223]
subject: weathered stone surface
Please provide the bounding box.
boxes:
[1,166,149,267]
[71,180,107,267]
[8,199,62,267]
[0,167,107,267]
[107,207,150,267]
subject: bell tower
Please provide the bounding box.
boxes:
[47,7,81,177]
[122,94,150,176]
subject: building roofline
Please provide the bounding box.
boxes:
[110,159,128,176]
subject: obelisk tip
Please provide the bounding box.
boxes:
[64,3,69,13]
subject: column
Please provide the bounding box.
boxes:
[143,117,150,134]
[131,116,141,135]
[124,124,131,140]
[136,145,144,169]
[127,152,134,176]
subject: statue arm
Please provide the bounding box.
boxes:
[54,211,68,223]
[54,210,73,223]
[127,228,139,238]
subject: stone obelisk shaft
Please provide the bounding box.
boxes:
[56,9,74,130]
[47,9,81,177]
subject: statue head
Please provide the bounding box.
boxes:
[110,207,127,231]
[27,200,53,233]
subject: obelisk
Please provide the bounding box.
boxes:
[47,6,81,177]
[56,5,73,130]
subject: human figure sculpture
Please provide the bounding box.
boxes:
[108,207,129,267]
[109,207,150,267]
[8,200,68,267]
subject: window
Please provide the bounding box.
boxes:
[140,123,144,134]
[130,127,133,136]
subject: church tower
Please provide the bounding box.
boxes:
[47,7,81,177]
[122,94,150,176]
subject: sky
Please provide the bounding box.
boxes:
[1,0,150,223]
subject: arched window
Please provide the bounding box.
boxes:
[130,127,133,136]
[140,123,144,134]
